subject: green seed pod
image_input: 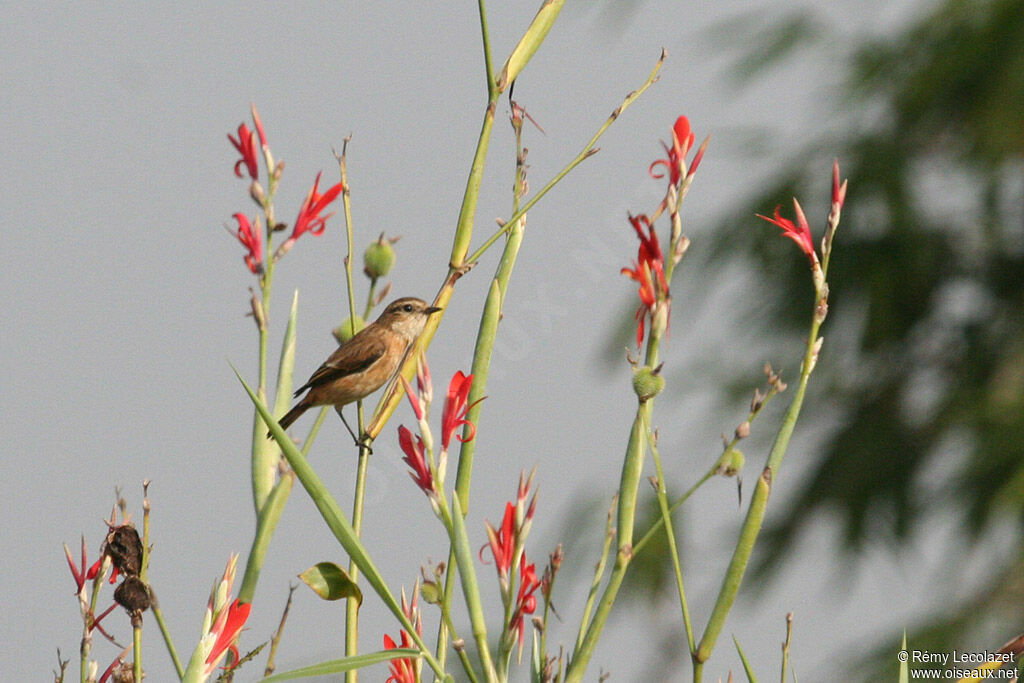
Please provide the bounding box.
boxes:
[715,448,745,477]
[332,315,366,344]
[632,366,665,402]
[363,234,397,279]
[420,580,441,605]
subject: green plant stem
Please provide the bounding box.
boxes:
[466,50,664,267]
[363,94,498,441]
[693,307,824,675]
[441,125,529,664]
[632,470,712,556]
[239,474,294,604]
[347,437,370,681]
[450,496,498,682]
[439,592,480,683]
[366,52,663,443]
[780,613,793,683]
[238,293,299,609]
[643,411,695,653]
[335,141,371,683]
[363,277,377,320]
[133,626,142,683]
[477,0,495,93]
[633,381,782,557]
[150,604,183,678]
[252,243,275,514]
[574,496,616,656]
[263,585,297,678]
[566,406,648,682]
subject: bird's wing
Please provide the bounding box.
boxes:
[293,336,387,396]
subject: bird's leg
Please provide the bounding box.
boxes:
[336,406,373,453]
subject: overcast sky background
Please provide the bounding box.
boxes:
[3,1,981,681]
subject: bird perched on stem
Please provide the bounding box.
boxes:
[271,297,442,443]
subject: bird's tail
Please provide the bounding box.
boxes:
[268,400,308,438]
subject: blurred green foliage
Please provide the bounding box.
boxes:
[726,0,1024,674]
[608,0,1024,677]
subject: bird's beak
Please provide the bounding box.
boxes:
[425,306,443,315]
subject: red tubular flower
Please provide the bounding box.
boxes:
[757,199,817,262]
[510,559,541,649]
[398,425,433,494]
[203,599,251,677]
[383,632,416,683]
[441,371,476,450]
[232,213,263,274]
[228,123,259,180]
[291,171,344,240]
[483,502,516,582]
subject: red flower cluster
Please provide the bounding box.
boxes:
[383,588,422,683]
[398,370,479,499]
[649,115,705,187]
[383,632,416,683]
[64,536,104,594]
[621,214,668,348]
[483,473,539,653]
[757,161,846,293]
[203,599,251,677]
[200,556,252,679]
[271,171,346,262]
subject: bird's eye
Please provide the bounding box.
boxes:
[403,304,413,312]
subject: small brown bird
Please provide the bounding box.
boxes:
[273,297,442,439]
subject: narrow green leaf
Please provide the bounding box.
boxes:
[259,648,420,681]
[299,561,363,605]
[239,472,294,604]
[733,634,758,683]
[530,628,543,683]
[898,630,908,683]
[272,290,300,418]
[450,495,498,680]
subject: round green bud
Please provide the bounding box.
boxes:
[420,580,441,605]
[715,448,745,477]
[363,235,396,279]
[632,366,665,402]
[332,315,366,344]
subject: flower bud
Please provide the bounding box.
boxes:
[363,233,397,279]
[632,365,665,402]
[332,315,366,344]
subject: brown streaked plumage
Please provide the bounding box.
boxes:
[272,297,441,437]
